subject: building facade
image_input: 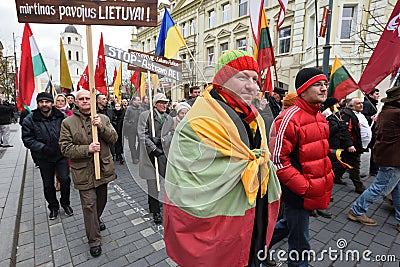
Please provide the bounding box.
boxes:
[132,0,396,99]
[60,25,85,88]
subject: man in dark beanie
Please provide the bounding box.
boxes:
[22,92,73,220]
[269,67,334,266]
[268,86,286,118]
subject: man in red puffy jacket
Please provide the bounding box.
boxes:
[269,68,334,267]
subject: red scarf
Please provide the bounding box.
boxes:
[216,87,258,123]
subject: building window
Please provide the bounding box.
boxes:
[278,27,291,54]
[68,50,72,60]
[67,37,71,44]
[190,19,195,35]
[237,38,246,51]
[153,36,157,49]
[341,6,355,39]
[306,14,315,47]
[77,68,79,75]
[142,41,145,51]
[208,10,215,28]
[147,39,151,51]
[264,0,269,8]
[239,0,247,17]
[76,51,79,61]
[222,3,230,23]
[207,47,214,66]
[220,43,228,56]
[182,22,188,38]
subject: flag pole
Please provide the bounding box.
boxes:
[146,70,161,192]
[184,45,207,84]
[86,25,101,180]
[45,70,57,97]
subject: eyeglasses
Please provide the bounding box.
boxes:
[77,97,90,101]
[311,82,328,87]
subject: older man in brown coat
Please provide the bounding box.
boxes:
[59,90,118,257]
[349,86,400,232]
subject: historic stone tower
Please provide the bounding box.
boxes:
[60,25,85,89]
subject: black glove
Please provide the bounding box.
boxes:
[151,147,164,157]
[42,145,56,156]
[150,136,161,146]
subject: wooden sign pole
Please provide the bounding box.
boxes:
[86,25,101,180]
[147,70,160,192]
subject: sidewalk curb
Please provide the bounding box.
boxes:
[0,145,28,267]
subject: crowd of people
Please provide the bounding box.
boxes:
[9,49,399,265]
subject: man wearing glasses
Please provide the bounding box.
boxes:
[269,68,334,267]
[59,90,118,257]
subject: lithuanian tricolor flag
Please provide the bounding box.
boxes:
[251,3,275,70]
[164,85,281,266]
[328,56,359,100]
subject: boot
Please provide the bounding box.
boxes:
[118,154,125,165]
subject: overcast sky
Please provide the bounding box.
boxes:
[0,0,166,83]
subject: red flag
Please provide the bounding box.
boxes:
[111,67,117,86]
[262,67,273,96]
[358,2,400,94]
[95,33,107,95]
[130,71,141,90]
[78,66,89,91]
[319,7,329,37]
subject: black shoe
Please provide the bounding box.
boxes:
[89,245,102,257]
[369,172,377,177]
[310,210,319,217]
[355,185,366,194]
[62,205,74,216]
[99,221,106,231]
[262,257,277,267]
[316,209,332,219]
[49,210,59,220]
[334,179,347,185]
[119,158,125,165]
[153,212,162,224]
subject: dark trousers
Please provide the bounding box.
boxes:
[269,205,311,267]
[79,183,108,247]
[127,133,139,160]
[337,152,363,188]
[369,149,379,175]
[147,179,160,213]
[37,158,71,211]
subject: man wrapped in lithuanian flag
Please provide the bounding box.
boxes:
[164,50,281,267]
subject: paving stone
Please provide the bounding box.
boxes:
[151,240,166,251]
[15,258,35,267]
[140,228,155,237]
[53,247,72,266]
[145,248,169,266]
[17,231,34,246]
[34,246,52,266]
[126,245,155,263]
[16,243,34,262]
[101,256,129,267]
[51,234,68,250]
[313,229,335,244]
[35,232,51,249]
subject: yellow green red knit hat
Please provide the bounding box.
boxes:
[213,50,260,87]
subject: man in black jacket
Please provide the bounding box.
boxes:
[362,89,379,176]
[0,99,14,147]
[340,98,371,194]
[22,92,72,220]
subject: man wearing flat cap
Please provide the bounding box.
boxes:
[22,92,73,220]
[349,86,400,232]
[137,93,172,224]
